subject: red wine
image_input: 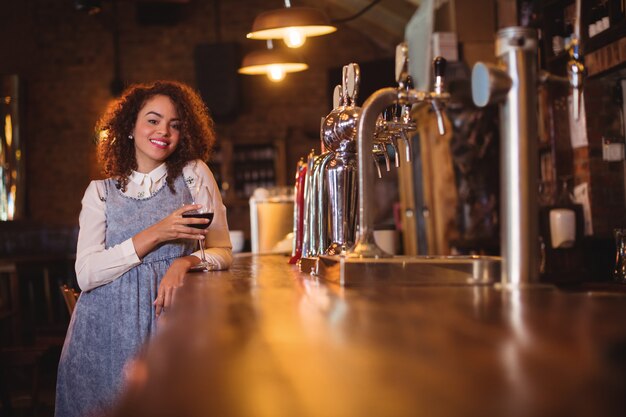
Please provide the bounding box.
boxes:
[183,212,214,229]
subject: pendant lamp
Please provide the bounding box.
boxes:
[238,40,308,82]
[246,0,336,48]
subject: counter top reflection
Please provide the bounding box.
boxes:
[111,254,626,417]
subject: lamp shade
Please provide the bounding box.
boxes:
[246,7,336,41]
[238,49,308,81]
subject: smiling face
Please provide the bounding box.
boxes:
[132,94,181,173]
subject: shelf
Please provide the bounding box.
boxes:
[212,137,288,206]
[585,30,626,78]
[541,0,626,75]
[585,19,626,54]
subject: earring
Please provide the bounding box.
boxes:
[128,134,134,140]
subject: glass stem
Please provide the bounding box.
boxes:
[197,239,208,263]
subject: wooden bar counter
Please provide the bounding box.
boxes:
[111,254,626,417]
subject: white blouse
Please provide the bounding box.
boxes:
[75,159,232,291]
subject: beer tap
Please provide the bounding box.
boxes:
[567,0,585,120]
[324,63,361,255]
[537,0,585,120]
[349,52,450,258]
[431,56,448,134]
[300,63,362,261]
[471,27,541,287]
[372,141,391,178]
[376,43,418,166]
[322,65,361,152]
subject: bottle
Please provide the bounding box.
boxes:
[548,176,577,249]
[590,6,598,37]
[594,1,608,33]
[552,16,565,55]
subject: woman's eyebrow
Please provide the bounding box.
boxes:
[144,111,180,121]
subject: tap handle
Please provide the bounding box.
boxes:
[431,56,448,134]
[433,56,446,95]
[347,63,360,106]
[332,84,343,109]
[341,65,349,106]
[434,56,446,78]
[395,42,410,88]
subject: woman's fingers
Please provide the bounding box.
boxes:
[177,204,203,215]
[171,286,177,307]
[177,205,210,229]
[155,286,181,319]
[163,288,173,312]
[154,293,165,318]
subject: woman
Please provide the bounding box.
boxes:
[55,80,232,417]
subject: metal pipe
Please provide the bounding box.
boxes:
[349,87,399,258]
[472,27,540,287]
[347,53,447,259]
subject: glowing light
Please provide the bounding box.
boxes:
[267,65,286,82]
[283,28,306,48]
[8,184,16,220]
[5,114,12,147]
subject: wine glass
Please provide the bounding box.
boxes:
[183,184,214,272]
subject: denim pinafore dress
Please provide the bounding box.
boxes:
[55,175,195,417]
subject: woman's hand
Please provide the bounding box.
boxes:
[154,256,198,319]
[133,204,209,259]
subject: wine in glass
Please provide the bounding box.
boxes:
[183,184,214,271]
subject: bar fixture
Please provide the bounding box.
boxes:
[246,0,336,48]
[296,45,451,273]
[238,40,308,82]
[471,27,540,288]
[349,46,449,258]
[567,0,585,120]
[294,47,503,285]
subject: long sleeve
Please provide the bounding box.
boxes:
[75,181,141,292]
[184,160,233,269]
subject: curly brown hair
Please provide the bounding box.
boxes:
[95,80,215,192]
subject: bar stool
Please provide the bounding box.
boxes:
[59,284,79,316]
[0,261,46,416]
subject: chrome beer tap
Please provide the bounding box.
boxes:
[431,57,448,135]
[325,139,358,255]
[471,27,540,288]
[324,63,361,255]
[567,0,585,120]
[537,0,585,118]
[300,63,362,262]
[322,65,361,152]
[374,43,415,169]
[567,38,585,120]
[349,51,450,258]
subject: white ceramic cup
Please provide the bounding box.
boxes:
[549,208,576,249]
[373,230,399,255]
[229,230,245,253]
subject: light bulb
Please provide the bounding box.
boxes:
[283,27,306,48]
[267,65,286,82]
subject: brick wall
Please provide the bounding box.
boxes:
[0,0,391,228]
